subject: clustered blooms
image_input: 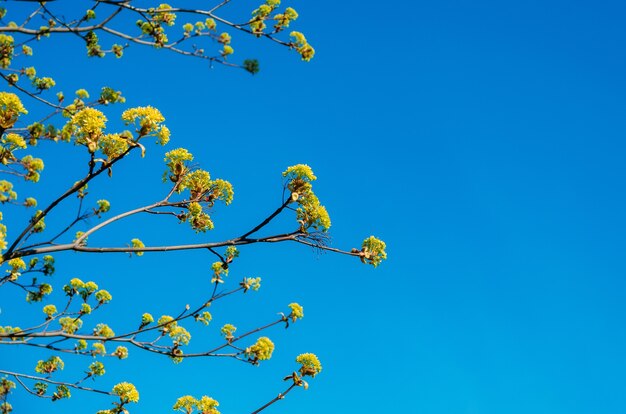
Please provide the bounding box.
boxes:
[93,323,115,338]
[249,0,300,37]
[112,382,140,404]
[121,106,170,144]
[114,346,129,359]
[240,276,261,292]
[0,378,16,399]
[0,34,15,69]
[69,107,107,153]
[59,317,83,334]
[195,311,212,326]
[288,302,304,321]
[0,91,27,128]
[157,315,192,347]
[290,31,315,61]
[88,361,105,377]
[220,323,236,340]
[35,356,64,374]
[296,353,322,377]
[283,164,331,231]
[92,342,106,356]
[131,238,145,256]
[246,336,275,361]
[173,395,220,414]
[163,148,234,233]
[359,236,387,267]
[42,304,57,318]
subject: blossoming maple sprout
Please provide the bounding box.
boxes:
[0,2,387,413]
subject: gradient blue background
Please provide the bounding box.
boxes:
[1,1,626,413]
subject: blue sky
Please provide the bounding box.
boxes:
[1,0,626,413]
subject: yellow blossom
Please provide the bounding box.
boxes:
[0,92,27,128]
[296,353,322,377]
[112,382,139,403]
[246,337,274,361]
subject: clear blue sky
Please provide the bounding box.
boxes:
[2,0,626,413]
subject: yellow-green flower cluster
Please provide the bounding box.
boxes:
[76,339,87,350]
[92,342,106,356]
[0,180,17,203]
[360,236,387,267]
[42,304,57,318]
[273,7,298,31]
[93,323,115,338]
[196,311,212,326]
[95,289,112,304]
[290,31,315,61]
[6,258,25,280]
[114,346,129,359]
[182,169,211,200]
[157,315,191,345]
[52,385,70,401]
[24,67,36,80]
[225,246,239,261]
[150,4,176,26]
[86,30,104,57]
[208,179,234,205]
[0,92,27,128]
[137,18,169,47]
[221,45,234,57]
[99,133,130,160]
[288,302,304,321]
[250,0,282,36]
[31,210,45,233]
[246,337,274,361]
[0,378,15,398]
[173,395,220,414]
[164,148,193,182]
[112,382,140,403]
[283,164,330,231]
[33,382,47,396]
[158,315,175,332]
[21,154,44,182]
[2,132,27,151]
[63,278,100,301]
[220,323,236,340]
[170,325,191,346]
[131,238,144,256]
[35,356,64,374]
[141,313,154,326]
[122,106,169,144]
[59,317,83,334]
[210,261,228,283]
[32,76,56,91]
[80,303,92,314]
[296,353,322,377]
[241,276,261,292]
[185,201,214,233]
[0,34,14,69]
[68,108,107,153]
[96,199,110,214]
[75,89,89,99]
[88,361,105,376]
